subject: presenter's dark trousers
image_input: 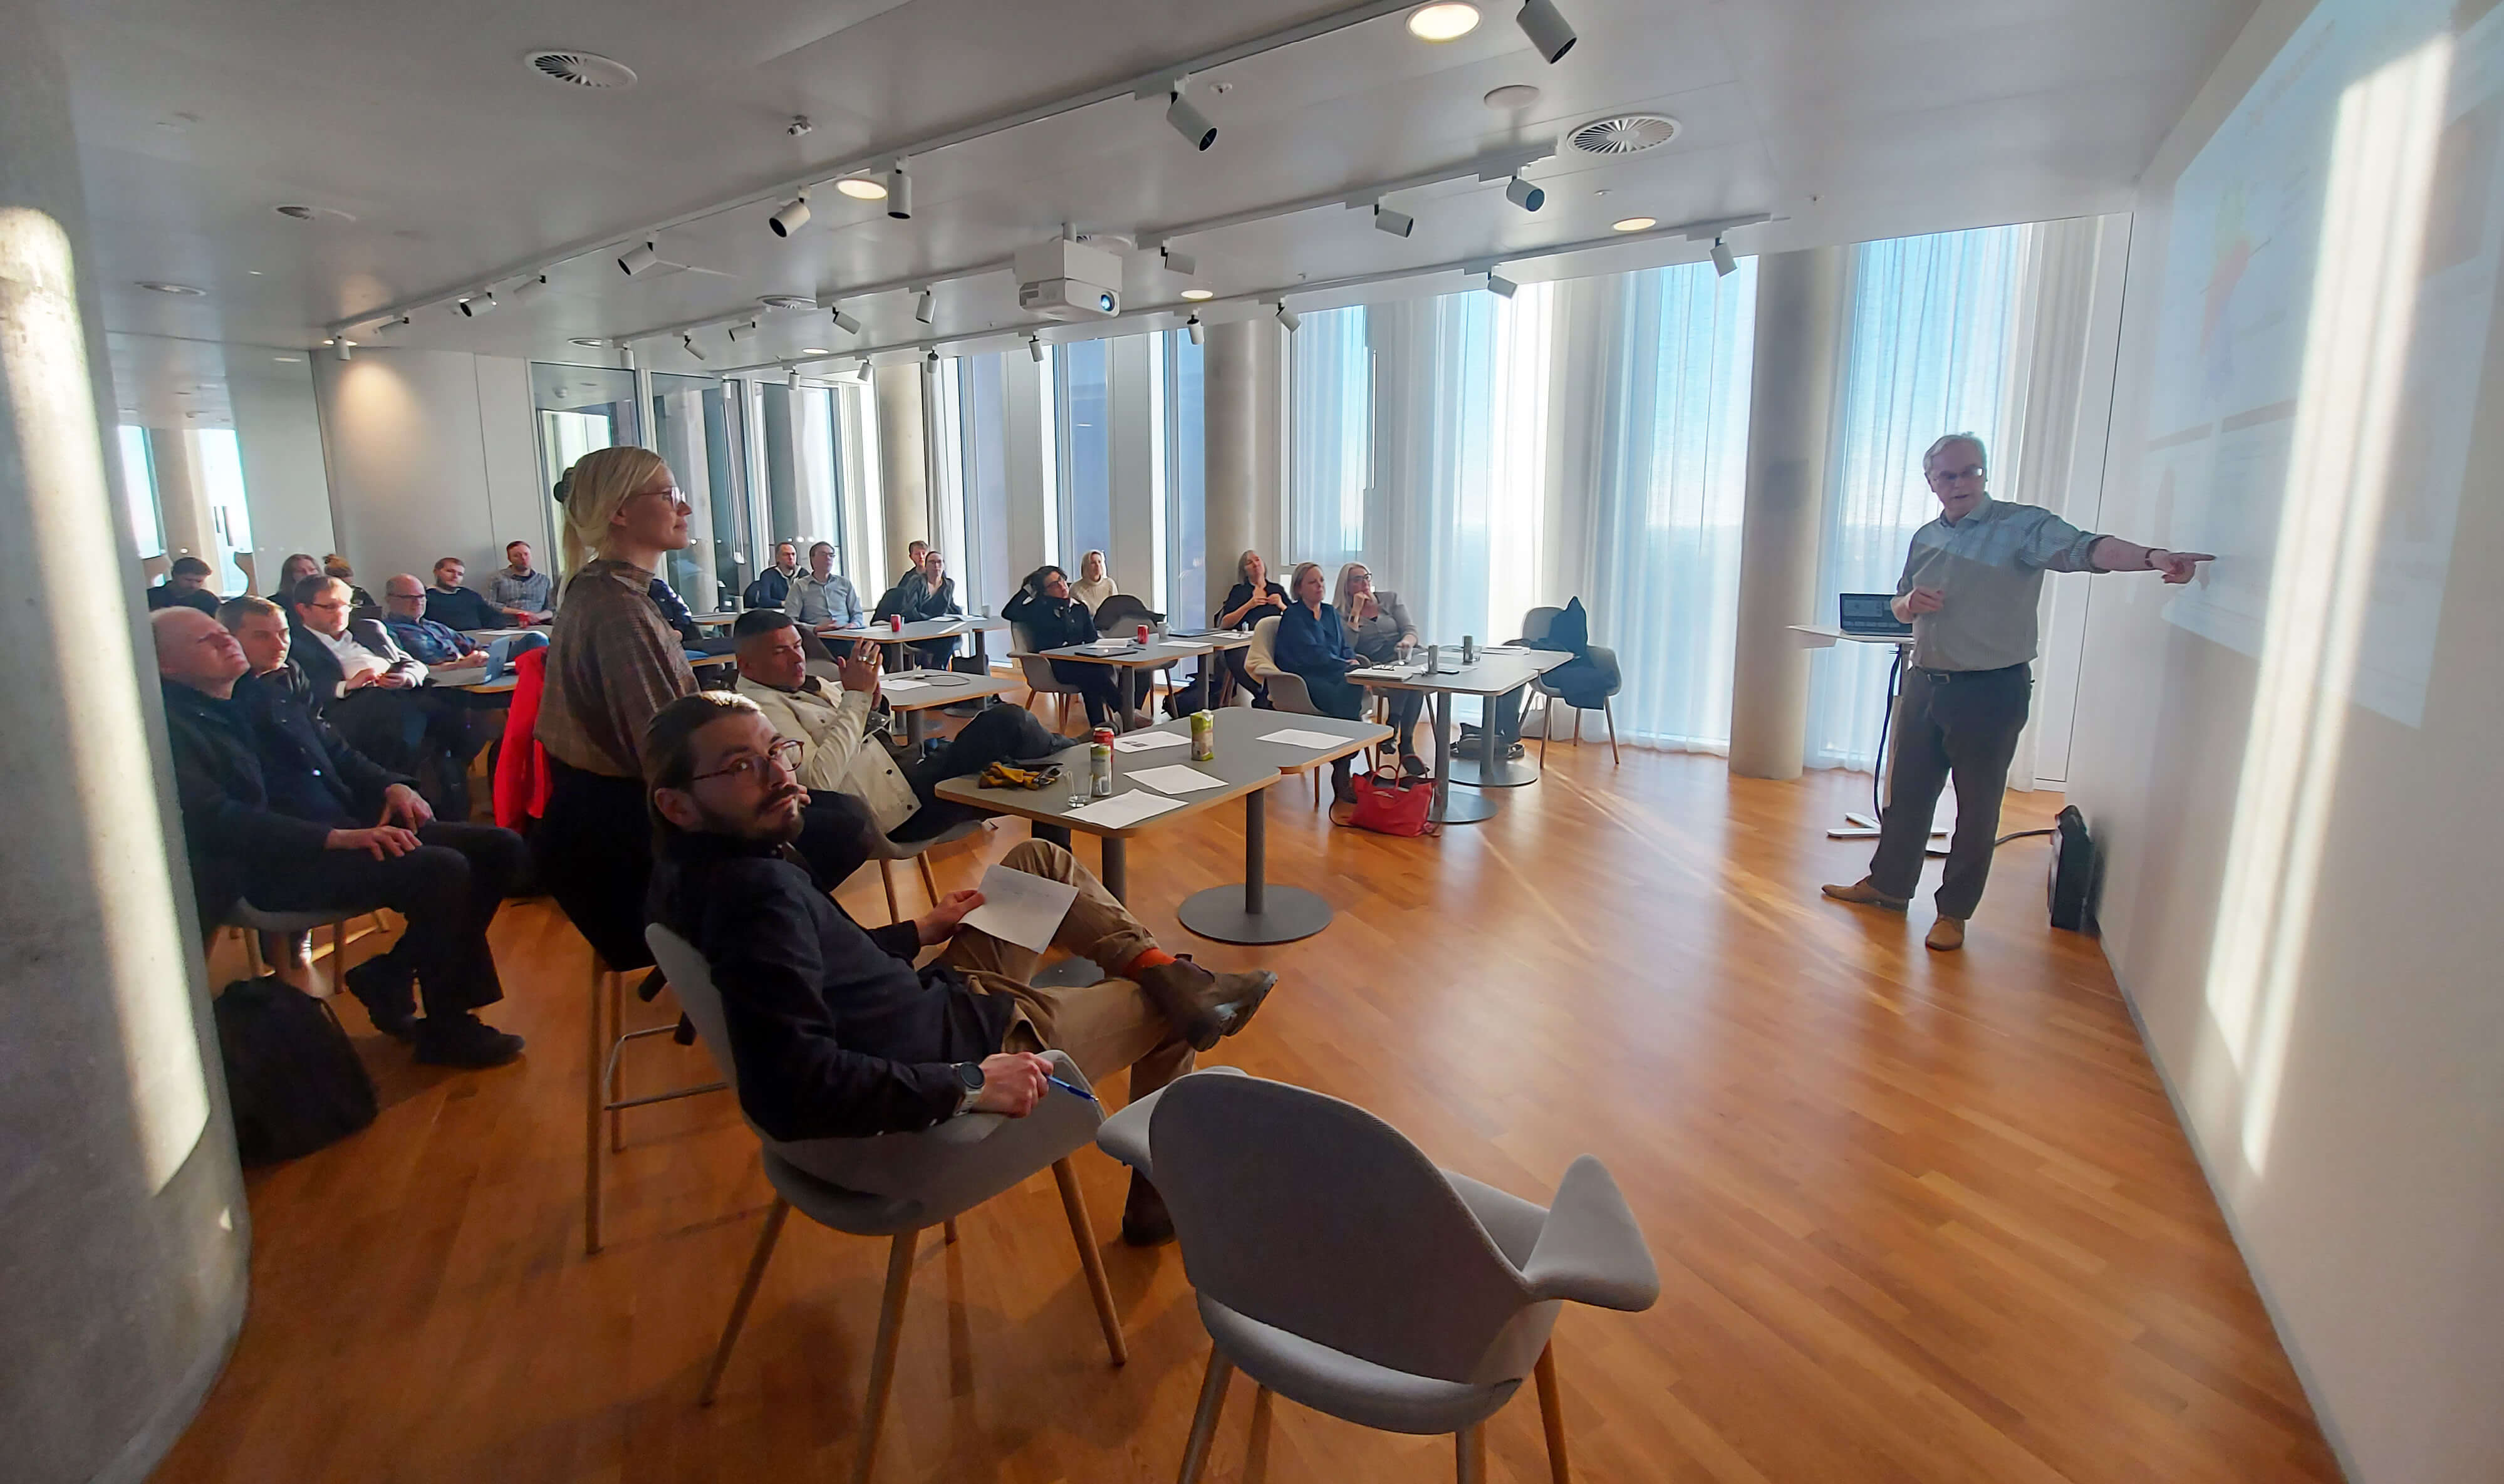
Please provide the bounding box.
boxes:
[1868,663,2030,920]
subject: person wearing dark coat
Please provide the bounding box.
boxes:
[153,604,526,1068]
[147,555,221,615]
[1272,560,1369,805]
[874,547,962,668]
[1002,564,1142,730]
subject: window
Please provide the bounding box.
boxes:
[529,364,639,579]
[947,354,1016,611]
[650,373,751,611]
[1162,326,1208,624]
[1054,339,1112,563]
[1289,306,1371,579]
[194,428,255,597]
[117,425,162,559]
[756,379,859,592]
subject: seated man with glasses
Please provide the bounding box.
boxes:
[643,691,1277,1245]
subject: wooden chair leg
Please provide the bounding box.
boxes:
[328,919,351,997]
[851,1228,922,1484]
[1537,693,1551,767]
[606,969,625,1154]
[242,927,264,978]
[942,1217,959,1245]
[1051,1158,1127,1366]
[699,1196,791,1405]
[880,859,901,925]
[916,853,938,905]
[584,961,605,1256]
[1456,1423,1488,1484]
[1535,1343,1569,1483]
[1602,698,1619,764]
[1176,1347,1235,1484]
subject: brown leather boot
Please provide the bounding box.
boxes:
[1926,916,1966,952]
[1121,1172,1175,1247]
[1134,956,1277,1052]
[1821,876,1908,912]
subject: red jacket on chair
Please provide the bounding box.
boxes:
[492,645,553,828]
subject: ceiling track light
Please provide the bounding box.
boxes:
[1373,204,1416,237]
[459,291,496,317]
[787,367,801,388]
[913,288,934,325]
[619,241,659,276]
[508,273,547,301]
[1483,270,1518,299]
[1504,175,1546,212]
[1516,0,1577,63]
[681,332,706,363]
[1027,333,1046,364]
[886,161,912,221]
[331,338,353,361]
[370,315,410,339]
[857,356,872,380]
[1709,235,1737,278]
[1166,79,1218,152]
[1161,245,1198,278]
[770,192,811,237]
[1186,313,1205,346]
[1275,303,1300,333]
[830,305,863,335]
[924,348,940,370]
[727,319,759,342]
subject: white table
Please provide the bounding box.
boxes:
[821,615,1009,668]
[1351,648,1571,824]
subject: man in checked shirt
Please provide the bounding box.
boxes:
[1823,433,2211,950]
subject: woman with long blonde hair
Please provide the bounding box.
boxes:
[1215,549,1288,703]
[1336,561,1425,776]
[1070,548,1118,614]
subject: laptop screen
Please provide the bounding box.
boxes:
[1837,593,1913,637]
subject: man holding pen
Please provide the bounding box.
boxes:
[1822,433,2210,950]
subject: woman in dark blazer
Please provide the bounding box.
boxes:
[1215,549,1289,702]
[1272,561,1368,804]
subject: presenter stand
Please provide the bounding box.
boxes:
[1787,625,1950,850]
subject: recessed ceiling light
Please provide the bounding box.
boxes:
[757,294,816,311]
[273,355,301,363]
[569,337,606,348]
[1611,216,1658,232]
[1408,3,1481,41]
[247,269,265,276]
[802,346,829,355]
[834,177,888,201]
[1181,288,1215,301]
[137,281,204,295]
[1483,83,1540,110]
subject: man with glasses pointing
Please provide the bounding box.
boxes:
[1822,433,2211,951]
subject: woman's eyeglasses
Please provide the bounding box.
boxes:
[689,737,803,786]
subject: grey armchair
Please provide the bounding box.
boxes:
[1010,620,1091,730]
[1096,1071,1658,1483]
[645,924,1128,1484]
[1519,606,1623,765]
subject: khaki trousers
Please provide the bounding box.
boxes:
[938,839,1195,1102]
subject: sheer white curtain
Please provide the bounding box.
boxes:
[1804,226,2027,771]
[1289,305,1371,579]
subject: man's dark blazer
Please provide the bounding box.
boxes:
[286,614,425,708]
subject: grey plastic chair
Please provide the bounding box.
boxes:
[1010,621,1090,730]
[1096,1072,1658,1483]
[1519,606,1622,765]
[1245,616,1328,804]
[645,924,1126,1484]
[226,900,366,997]
[859,816,988,924]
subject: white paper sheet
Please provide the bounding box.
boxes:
[959,864,1079,953]
[878,677,933,693]
[1256,728,1349,750]
[1348,666,1420,682]
[1128,764,1227,794]
[1110,731,1191,752]
[1062,791,1188,829]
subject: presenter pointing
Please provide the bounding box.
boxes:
[1822,433,2211,950]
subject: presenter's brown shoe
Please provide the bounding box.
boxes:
[1821,877,1908,912]
[1926,916,1966,952]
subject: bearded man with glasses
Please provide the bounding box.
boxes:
[1821,433,2211,951]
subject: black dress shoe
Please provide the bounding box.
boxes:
[413,1014,526,1069]
[344,958,418,1041]
[1120,1172,1176,1247]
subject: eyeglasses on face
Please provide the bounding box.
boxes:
[632,484,692,512]
[1926,464,1986,485]
[688,736,803,786]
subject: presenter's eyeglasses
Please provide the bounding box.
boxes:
[1926,463,1986,487]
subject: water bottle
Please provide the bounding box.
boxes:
[1462,634,1477,665]
[1426,643,1442,675]
[1190,710,1215,762]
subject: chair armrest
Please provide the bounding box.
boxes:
[1093,1065,1250,1178]
[1520,1156,1659,1311]
[1267,673,1317,715]
[772,1051,1100,1216]
[1582,646,1623,690]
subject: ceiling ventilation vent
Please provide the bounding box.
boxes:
[526,51,639,89]
[757,294,818,311]
[1564,113,1680,157]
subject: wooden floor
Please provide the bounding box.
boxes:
[157,724,2338,1483]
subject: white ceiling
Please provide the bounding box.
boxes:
[58,0,2254,421]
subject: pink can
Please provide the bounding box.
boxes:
[1135,624,1150,644]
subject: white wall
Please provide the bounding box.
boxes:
[2070,2,2504,1479]
[309,347,544,593]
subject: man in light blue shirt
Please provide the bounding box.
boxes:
[784,541,865,630]
[1823,433,2210,950]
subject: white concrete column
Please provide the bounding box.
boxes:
[1203,317,1287,616]
[1728,246,1847,780]
[873,361,930,582]
[145,427,218,578]
[0,3,251,1478]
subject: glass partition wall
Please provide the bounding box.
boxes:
[529,364,640,583]
[650,373,751,612]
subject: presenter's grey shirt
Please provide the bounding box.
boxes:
[786,571,865,629]
[1896,496,2104,672]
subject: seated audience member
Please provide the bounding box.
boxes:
[873,546,963,668]
[268,552,323,604]
[1071,549,1118,614]
[291,573,479,809]
[1215,548,1289,702]
[647,571,740,655]
[156,606,525,1066]
[489,541,554,623]
[1003,564,1146,732]
[643,691,1275,1242]
[423,557,506,632]
[383,574,483,665]
[891,539,930,594]
[730,609,1050,840]
[323,554,377,615]
[1274,560,1368,806]
[1337,561,1426,776]
[785,541,866,630]
[148,556,221,615]
[744,541,799,610]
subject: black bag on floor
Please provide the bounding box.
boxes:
[2047,804,2099,933]
[1163,676,1210,717]
[214,975,377,1165]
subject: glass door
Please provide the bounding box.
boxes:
[651,372,751,613]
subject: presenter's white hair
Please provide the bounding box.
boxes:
[1923,432,1987,470]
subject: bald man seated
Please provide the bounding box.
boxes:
[155,606,527,1067]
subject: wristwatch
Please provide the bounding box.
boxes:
[951,1061,985,1116]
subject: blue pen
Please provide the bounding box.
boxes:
[1047,1074,1099,1104]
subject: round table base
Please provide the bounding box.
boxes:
[1177,884,1337,945]
[1430,789,1500,825]
[1447,754,1539,788]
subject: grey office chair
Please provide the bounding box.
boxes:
[1519,606,1623,765]
[226,900,371,997]
[1010,621,1089,731]
[1096,1072,1659,1483]
[859,817,988,924]
[1244,616,1328,804]
[645,924,1126,1484]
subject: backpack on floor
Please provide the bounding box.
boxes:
[2047,804,2098,933]
[1341,767,1438,838]
[214,975,377,1165]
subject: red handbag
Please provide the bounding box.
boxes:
[1343,767,1437,836]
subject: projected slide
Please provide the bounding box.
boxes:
[2145,0,2501,725]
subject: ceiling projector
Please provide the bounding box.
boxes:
[1015,237,1123,320]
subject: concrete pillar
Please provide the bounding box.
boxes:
[1728,247,1847,780]
[0,4,252,1481]
[873,361,929,581]
[147,427,219,581]
[1203,317,1284,610]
